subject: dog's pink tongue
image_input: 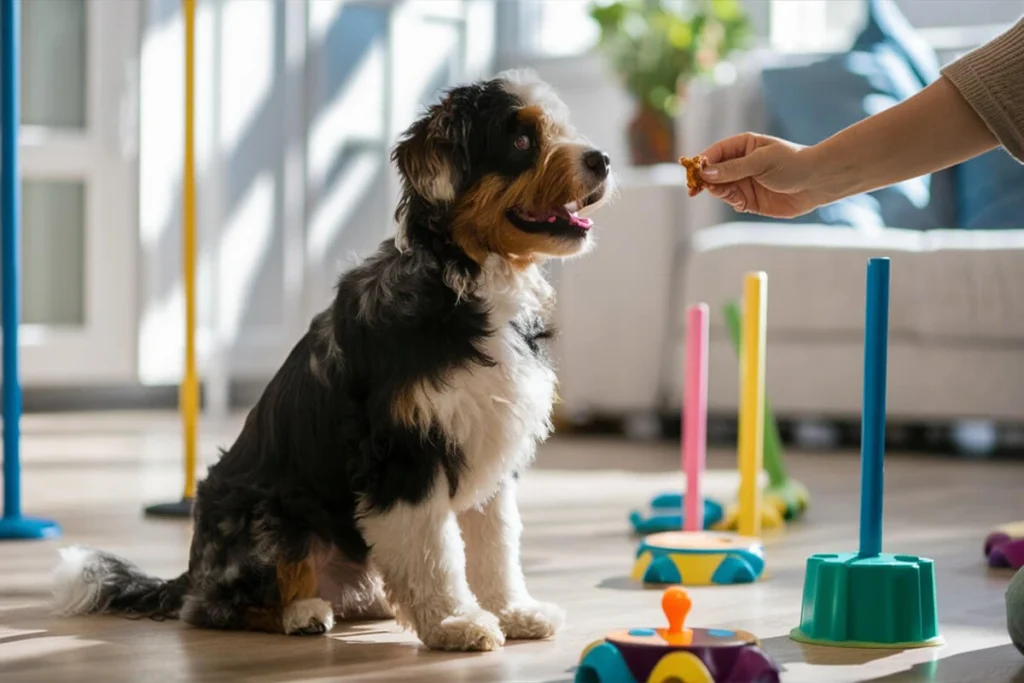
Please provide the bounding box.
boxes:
[569,213,593,229]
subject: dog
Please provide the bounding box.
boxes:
[51,70,612,652]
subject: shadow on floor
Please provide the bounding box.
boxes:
[859,644,1024,683]
[595,575,654,591]
[760,634,897,667]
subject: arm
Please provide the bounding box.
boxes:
[942,16,1024,163]
[700,17,1024,219]
[806,75,999,205]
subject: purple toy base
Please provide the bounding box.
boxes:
[985,532,1010,555]
[987,537,1024,569]
[594,627,780,682]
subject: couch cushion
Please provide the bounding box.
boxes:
[758,1,957,231]
[955,149,1024,230]
[852,0,940,85]
[684,223,1024,342]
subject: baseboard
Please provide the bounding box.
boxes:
[555,410,1024,459]
[19,379,272,413]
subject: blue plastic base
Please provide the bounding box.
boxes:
[650,492,687,509]
[631,496,724,535]
[0,516,61,540]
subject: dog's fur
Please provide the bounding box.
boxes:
[51,70,612,652]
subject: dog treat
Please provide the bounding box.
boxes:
[679,155,708,197]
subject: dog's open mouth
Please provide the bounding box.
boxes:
[506,192,603,238]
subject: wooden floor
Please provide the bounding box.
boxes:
[1,411,1023,683]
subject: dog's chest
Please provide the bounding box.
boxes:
[436,265,557,510]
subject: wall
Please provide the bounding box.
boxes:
[499,0,1024,170]
[137,0,495,397]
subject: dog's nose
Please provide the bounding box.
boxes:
[584,150,611,180]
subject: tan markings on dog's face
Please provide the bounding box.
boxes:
[451,101,605,266]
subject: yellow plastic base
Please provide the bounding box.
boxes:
[632,532,765,586]
[790,627,944,649]
[712,503,785,533]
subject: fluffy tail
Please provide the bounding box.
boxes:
[52,546,189,618]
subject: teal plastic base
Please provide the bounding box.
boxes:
[0,516,61,540]
[792,552,941,648]
[634,532,765,586]
[575,642,636,683]
[629,498,724,535]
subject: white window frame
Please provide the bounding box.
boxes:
[18,0,140,386]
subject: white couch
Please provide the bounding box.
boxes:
[552,49,1024,435]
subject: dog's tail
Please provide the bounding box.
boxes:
[52,546,189,619]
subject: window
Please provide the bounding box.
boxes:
[513,0,601,59]
[503,0,1024,63]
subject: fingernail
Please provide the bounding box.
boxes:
[702,167,718,179]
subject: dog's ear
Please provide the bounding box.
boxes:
[391,98,470,228]
[393,111,454,202]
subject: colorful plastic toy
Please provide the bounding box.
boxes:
[0,0,60,540]
[722,300,809,521]
[575,587,781,683]
[629,502,724,535]
[631,304,723,535]
[713,274,780,535]
[633,287,767,587]
[790,258,942,649]
[985,521,1024,569]
[633,531,765,585]
[143,0,199,519]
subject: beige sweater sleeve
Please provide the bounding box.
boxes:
[941,17,1024,162]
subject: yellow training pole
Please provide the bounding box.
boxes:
[181,0,198,501]
[145,0,198,518]
[738,272,767,537]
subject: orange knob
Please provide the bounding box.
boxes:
[662,586,692,634]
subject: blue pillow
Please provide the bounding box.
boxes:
[956,150,1024,229]
[757,1,958,230]
[853,0,940,85]
[857,0,1024,230]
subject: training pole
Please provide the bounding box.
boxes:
[145,0,198,518]
[0,0,60,540]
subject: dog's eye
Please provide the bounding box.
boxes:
[514,134,531,151]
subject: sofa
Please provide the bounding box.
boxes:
[552,6,1024,442]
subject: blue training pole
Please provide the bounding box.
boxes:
[858,257,889,558]
[0,0,59,539]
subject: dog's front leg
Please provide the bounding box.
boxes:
[458,478,565,640]
[360,489,504,652]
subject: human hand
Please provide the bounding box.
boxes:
[699,133,829,219]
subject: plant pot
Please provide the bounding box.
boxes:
[627,104,676,166]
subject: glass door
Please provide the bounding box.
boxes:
[17,0,138,385]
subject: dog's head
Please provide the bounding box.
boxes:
[392,70,612,263]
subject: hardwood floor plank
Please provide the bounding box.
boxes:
[0,413,1021,682]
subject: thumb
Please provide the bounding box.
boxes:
[702,151,767,184]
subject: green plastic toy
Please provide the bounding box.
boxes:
[722,300,809,521]
[791,259,942,649]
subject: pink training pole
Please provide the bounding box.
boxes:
[683,303,710,532]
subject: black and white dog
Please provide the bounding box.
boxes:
[52,70,612,652]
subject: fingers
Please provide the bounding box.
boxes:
[700,133,769,185]
[706,183,749,213]
[700,133,756,165]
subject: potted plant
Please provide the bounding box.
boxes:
[589,0,750,166]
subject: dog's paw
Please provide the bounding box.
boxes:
[419,608,505,651]
[497,600,565,640]
[283,598,335,636]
